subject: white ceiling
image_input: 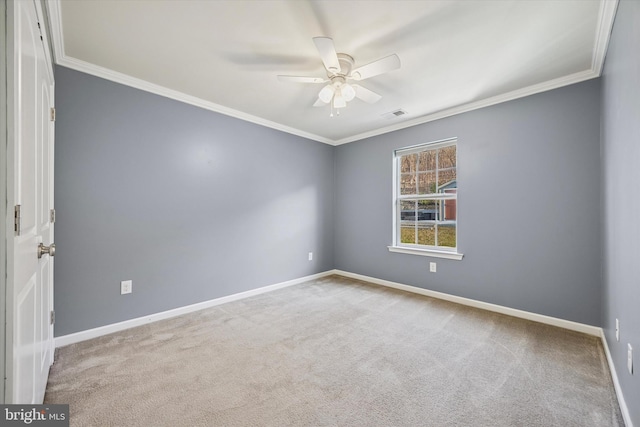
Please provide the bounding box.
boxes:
[47,0,617,145]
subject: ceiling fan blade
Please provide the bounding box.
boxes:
[278,75,327,83]
[351,54,401,81]
[312,37,341,73]
[353,85,382,104]
[313,98,327,107]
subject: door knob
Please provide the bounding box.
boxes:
[38,243,55,259]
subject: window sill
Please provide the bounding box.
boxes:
[387,246,464,260]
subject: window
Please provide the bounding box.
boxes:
[389,138,463,260]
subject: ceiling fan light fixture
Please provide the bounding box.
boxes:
[318,84,335,103]
[333,92,347,108]
[342,83,356,102]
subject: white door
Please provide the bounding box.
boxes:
[7,0,55,404]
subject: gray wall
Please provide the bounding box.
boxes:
[56,67,605,332]
[601,1,640,424]
[54,66,334,336]
[334,79,602,326]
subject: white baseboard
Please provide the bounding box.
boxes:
[332,270,602,337]
[54,270,335,348]
[333,271,636,422]
[334,269,631,425]
[56,268,601,344]
[601,330,634,427]
[56,268,630,424]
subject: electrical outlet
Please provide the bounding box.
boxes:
[615,318,620,341]
[120,280,132,295]
[429,262,436,273]
[628,344,634,375]
[308,252,313,261]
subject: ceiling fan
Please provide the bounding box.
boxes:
[278,37,401,116]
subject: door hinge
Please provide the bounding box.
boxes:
[50,208,56,223]
[50,107,56,122]
[50,310,55,325]
[14,205,21,236]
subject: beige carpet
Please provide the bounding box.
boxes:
[45,275,623,426]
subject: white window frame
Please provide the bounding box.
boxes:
[388,138,464,260]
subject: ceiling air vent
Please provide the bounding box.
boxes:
[382,109,408,120]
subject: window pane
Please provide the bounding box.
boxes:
[401,226,416,244]
[400,200,416,220]
[417,224,435,245]
[418,172,436,195]
[437,167,457,189]
[437,223,456,247]
[401,173,416,195]
[442,197,457,221]
[438,145,456,169]
[418,149,436,171]
[417,199,437,221]
[400,200,416,244]
[400,153,417,173]
[417,199,436,245]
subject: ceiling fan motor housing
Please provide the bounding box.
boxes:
[330,54,355,79]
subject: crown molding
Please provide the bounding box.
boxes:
[58,56,334,145]
[333,69,598,145]
[335,0,618,146]
[46,0,618,147]
[593,0,619,75]
[45,1,333,145]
